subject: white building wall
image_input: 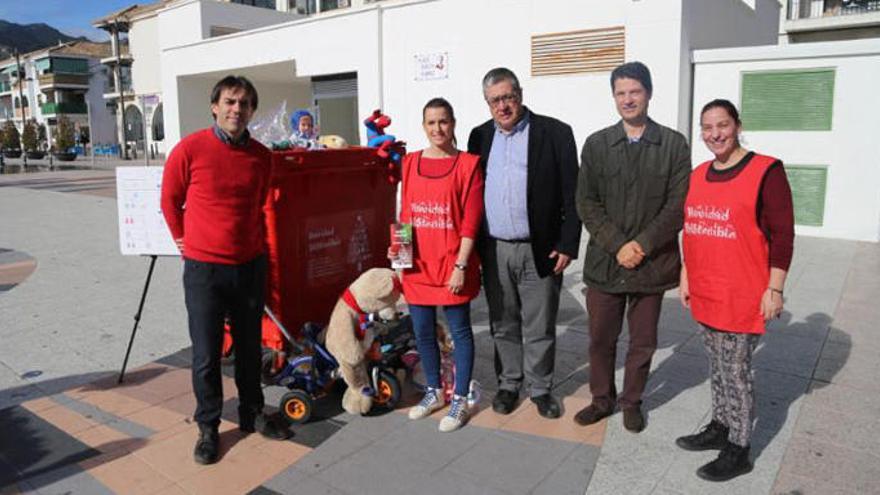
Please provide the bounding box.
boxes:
[162,0,694,153]
[161,5,381,148]
[678,0,781,135]
[379,0,688,152]
[198,0,300,38]
[159,0,780,156]
[158,1,206,51]
[86,60,117,145]
[130,14,162,96]
[692,39,880,242]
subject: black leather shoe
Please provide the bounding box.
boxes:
[531,394,562,419]
[240,411,291,440]
[676,420,729,451]
[492,389,519,415]
[193,424,219,465]
[622,407,645,432]
[573,404,613,426]
[697,442,753,482]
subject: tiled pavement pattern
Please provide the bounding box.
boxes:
[1,169,879,494]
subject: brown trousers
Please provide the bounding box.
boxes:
[586,287,663,411]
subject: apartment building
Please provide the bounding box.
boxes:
[0,41,116,150]
[781,0,880,42]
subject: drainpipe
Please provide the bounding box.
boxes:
[15,50,28,167]
[376,3,384,110]
[112,24,129,160]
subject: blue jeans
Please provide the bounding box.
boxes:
[409,303,474,397]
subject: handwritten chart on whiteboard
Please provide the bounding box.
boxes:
[116,167,179,256]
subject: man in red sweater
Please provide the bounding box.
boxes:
[161,76,289,465]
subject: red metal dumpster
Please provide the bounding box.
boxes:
[261,147,398,348]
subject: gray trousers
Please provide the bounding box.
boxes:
[482,239,562,397]
[703,326,760,447]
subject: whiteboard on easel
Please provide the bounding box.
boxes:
[116,167,180,256]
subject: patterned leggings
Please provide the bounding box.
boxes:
[702,326,760,447]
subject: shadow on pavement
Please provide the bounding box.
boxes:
[0,368,164,492]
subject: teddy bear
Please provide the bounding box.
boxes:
[324,267,402,415]
[318,135,348,149]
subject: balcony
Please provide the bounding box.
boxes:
[786,0,880,32]
[103,87,134,101]
[41,101,88,115]
[788,0,880,19]
[101,44,132,66]
[38,73,90,90]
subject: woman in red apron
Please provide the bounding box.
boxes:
[389,97,484,432]
[678,99,794,481]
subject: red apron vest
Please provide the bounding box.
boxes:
[399,151,481,305]
[682,154,777,334]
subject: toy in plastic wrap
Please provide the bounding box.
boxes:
[364,109,405,165]
[249,101,292,149]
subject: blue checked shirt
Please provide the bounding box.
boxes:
[484,114,530,240]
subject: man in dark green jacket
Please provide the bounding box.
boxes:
[574,62,691,433]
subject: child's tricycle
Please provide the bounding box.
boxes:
[263,307,415,424]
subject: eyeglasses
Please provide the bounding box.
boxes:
[486,93,519,107]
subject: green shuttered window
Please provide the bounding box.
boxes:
[741,69,835,131]
[785,165,828,227]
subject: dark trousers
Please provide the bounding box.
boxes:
[183,255,267,428]
[586,287,663,411]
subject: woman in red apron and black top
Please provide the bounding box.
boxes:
[678,99,794,481]
[389,98,484,432]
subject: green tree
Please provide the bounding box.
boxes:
[21,119,37,151]
[1,121,20,150]
[55,115,75,152]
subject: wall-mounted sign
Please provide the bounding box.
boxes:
[414,52,448,81]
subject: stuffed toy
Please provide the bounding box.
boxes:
[364,109,404,164]
[318,135,348,149]
[324,268,402,415]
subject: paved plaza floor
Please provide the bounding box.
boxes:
[1,168,878,494]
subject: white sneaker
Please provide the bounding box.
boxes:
[409,387,444,420]
[438,395,469,432]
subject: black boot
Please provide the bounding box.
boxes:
[193,424,219,465]
[697,442,753,482]
[240,409,291,440]
[676,420,729,451]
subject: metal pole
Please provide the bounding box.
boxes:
[118,255,158,383]
[113,24,129,160]
[86,100,95,166]
[15,50,27,168]
[141,95,149,167]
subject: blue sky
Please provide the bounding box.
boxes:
[0,0,138,41]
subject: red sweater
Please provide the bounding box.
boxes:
[161,128,272,264]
